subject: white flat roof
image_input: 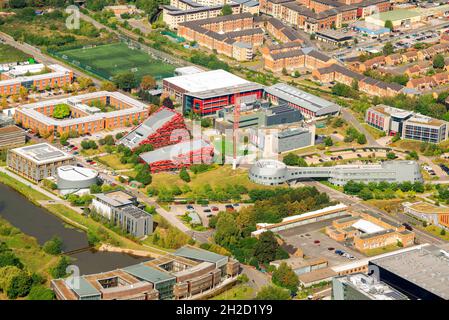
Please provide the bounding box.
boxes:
[57,165,98,181]
[174,66,204,76]
[164,69,250,93]
[352,219,385,234]
[12,143,74,165]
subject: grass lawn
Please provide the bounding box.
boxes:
[423,225,449,242]
[390,139,423,153]
[0,43,31,63]
[363,243,404,257]
[151,165,268,192]
[211,284,255,300]
[362,123,386,140]
[57,43,176,81]
[95,154,134,170]
[364,199,405,214]
[0,172,50,202]
[0,218,59,277]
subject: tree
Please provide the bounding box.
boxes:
[359,187,373,200]
[7,272,33,299]
[140,75,157,90]
[113,72,138,91]
[323,136,333,147]
[214,212,240,247]
[77,77,94,90]
[135,164,152,185]
[283,153,307,167]
[255,285,291,300]
[386,152,396,160]
[272,262,299,294]
[52,104,71,119]
[254,231,279,264]
[441,229,446,236]
[0,242,23,269]
[162,97,174,109]
[383,42,394,55]
[357,134,367,145]
[407,151,419,160]
[221,4,233,15]
[100,81,117,91]
[50,256,71,279]
[179,167,191,182]
[384,20,393,31]
[433,54,445,69]
[9,0,27,8]
[27,285,55,300]
[42,236,63,255]
[351,79,359,91]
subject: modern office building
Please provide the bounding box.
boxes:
[265,83,340,118]
[119,107,188,149]
[248,159,423,186]
[139,139,214,172]
[7,143,75,182]
[162,69,263,116]
[403,201,449,230]
[215,103,304,132]
[249,126,315,154]
[56,165,98,191]
[0,63,73,96]
[365,105,448,143]
[52,245,240,300]
[369,245,449,300]
[91,190,153,237]
[332,273,409,300]
[0,125,26,149]
[15,91,149,136]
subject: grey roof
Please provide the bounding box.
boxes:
[139,139,211,164]
[371,246,449,299]
[120,108,177,149]
[122,264,175,284]
[277,127,309,138]
[95,191,135,208]
[120,205,150,220]
[265,83,340,116]
[173,246,228,264]
[66,277,100,298]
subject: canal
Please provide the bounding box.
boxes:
[0,183,147,275]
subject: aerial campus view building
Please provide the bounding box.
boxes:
[56,165,99,192]
[7,143,75,182]
[248,159,423,186]
[51,246,240,300]
[14,91,149,135]
[0,63,73,96]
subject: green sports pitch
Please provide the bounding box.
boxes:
[57,43,176,81]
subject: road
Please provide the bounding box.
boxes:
[241,265,271,292]
[0,31,102,86]
[302,180,446,245]
[341,108,378,146]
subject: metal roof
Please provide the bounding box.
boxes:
[122,263,175,284]
[65,277,100,298]
[265,83,340,116]
[173,246,228,264]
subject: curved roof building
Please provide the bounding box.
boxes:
[249,159,423,186]
[57,165,98,190]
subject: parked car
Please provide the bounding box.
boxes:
[313,240,320,244]
[402,223,413,231]
[186,205,194,210]
[335,249,344,255]
[203,209,211,213]
[211,206,219,211]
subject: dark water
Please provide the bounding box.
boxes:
[0,183,146,274]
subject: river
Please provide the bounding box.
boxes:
[0,183,147,275]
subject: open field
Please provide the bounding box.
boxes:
[95,154,134,170]
[0,43,31,63]
[57,43,176,81]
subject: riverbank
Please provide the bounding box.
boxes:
[0,169,169,257]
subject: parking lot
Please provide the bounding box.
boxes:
[168,203,251,227]
[278,217,365,267]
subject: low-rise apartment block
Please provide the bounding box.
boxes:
[0,125,26,149]
[7,143,75,182]
[15,91,149,136]
[0,63,73,96]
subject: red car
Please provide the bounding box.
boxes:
[211,206,219,211]
[314,240,321,244]
[72,147,78,151]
